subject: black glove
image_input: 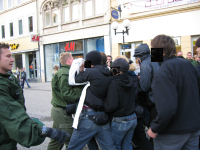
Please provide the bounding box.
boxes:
[45,127,70,144]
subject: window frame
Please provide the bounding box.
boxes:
[16,0,22,5]
[18,18,23,36]
[9,22,14,37]
[0,0,4,12]
[8,0,12,9]
[45,10,51,27]
[1,24,5,39]
[52,8,59,25]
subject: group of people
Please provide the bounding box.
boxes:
[0,34,200,150]
[177,51,200,67]
[15,67,31,89]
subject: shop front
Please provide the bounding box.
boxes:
[44,36,105,82]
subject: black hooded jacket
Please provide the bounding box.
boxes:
[134,44,160,103]
[104,73,139,117]
[75,64,112,110]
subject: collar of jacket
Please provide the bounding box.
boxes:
[161,55,176,65]
[0,72,11,78]
[62,64,71,69]
[140,54,150,62]
[186,58,193,62]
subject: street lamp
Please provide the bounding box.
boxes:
[111,19,131,52]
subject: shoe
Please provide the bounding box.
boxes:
[28,86,31,88]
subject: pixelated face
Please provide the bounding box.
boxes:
[177,52,183,56]
[107,56,111,62]
[187,53,192,60]
[0,48,14,74]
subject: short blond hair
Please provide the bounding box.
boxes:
[115,55,136,71]
[60,52,72,65]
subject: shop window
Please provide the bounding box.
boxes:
[60,40,83,53]
[1,25,5,39]
[18,19,23,35]
[28,16,33,32]
[10,22,13,37]
[8,0,12,8]
[173,37,181,53]
[192,36,200,56]
[85,37,104,53]
[0,0,3,12]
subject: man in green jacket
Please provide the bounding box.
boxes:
[47,52,84,150]
[0,43,70,150]
[186,52,198,67]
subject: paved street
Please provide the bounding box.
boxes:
[17,82,90,150]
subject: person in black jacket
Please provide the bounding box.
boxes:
[147,34,200,150]
[104,58,138,150]
[67,51,115,150]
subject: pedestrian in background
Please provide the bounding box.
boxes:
[148,34,200,150]
[107,55,112,69]
[186,52,198,67]
[15,67,20,82]
[176,50,185,59]
[0,43,70,149]
[20,67,31,89]
[47,52,84,150]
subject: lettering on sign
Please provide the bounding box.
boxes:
[10,44,19,50]
[31,35,40,42]
[65,42,75,52]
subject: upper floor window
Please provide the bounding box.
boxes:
[28,16,33,32]
[1,25,5,39]
[84,0,104,18]
[8,0,12,8]
[52,9,58,24]
[10,22,14,37]
[18,19,23,35]
[17,0,22,5]
[0,0,3,12]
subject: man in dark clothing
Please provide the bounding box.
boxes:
[67,51,116,150]
[176,50,185,59]
[148,35,200,150]
[20,67,31,89]
[104,58,138,150]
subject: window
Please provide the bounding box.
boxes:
[18,19,23,35]
[0,0,3,11]
[8,0,12,8]
[95,0,103,15]
[85,0,92,18]
[72,4,78,20]
[173,37,181,53]
[45,11,50,26]
[192,36,200,56]
[52,10,58,24]
[28,16,33,32]
[85,37,104,53]
[17,0,21,5]
[1,25,5,39]
[10,22,13,37]
[84,0,104,18]
[63,7,69,22]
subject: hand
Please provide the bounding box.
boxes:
[138,76,140,80]
[79,62,84,72]
[45,127,70,144]
[147,127,157,138]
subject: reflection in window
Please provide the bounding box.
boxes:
[10,22,13,37]
[63,7,69,22]
[121,43,131,49]
[45,11,50,26]
[18,19,23,35]
[1,25,5,39]
[122,51,131,59]
[85,0,92,17]
[28,16,33,32]
[85,37,104,53]
[53,10,58,24]
[72,4,78,20]
[95,0,103,15]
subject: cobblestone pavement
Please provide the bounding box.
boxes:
[17,82,91,150]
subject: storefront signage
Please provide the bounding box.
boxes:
[173,37,180,46]
[123,0,198,13]
[65,42,75,52]
[111,10,119,19]
[9,44,19,50]
[31,35,40,42]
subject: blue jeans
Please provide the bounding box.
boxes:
[154,130,200,150]
[67,111,116,150]
[111,113,137,150]
[21,79,31,89]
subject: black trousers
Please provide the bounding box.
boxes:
[132,117,154,150]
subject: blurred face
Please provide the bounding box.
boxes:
[0,48,14,74]
[177,52,183,56]
[197,47,200,57]
[107,57,111,62]
[187,53,192,60]
[68,55,74,65]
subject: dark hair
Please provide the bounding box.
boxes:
[100,52,107,64]
[107,55,112,60]
[151,35,176,57]
[195,37,200,47]
[0,43,10,60]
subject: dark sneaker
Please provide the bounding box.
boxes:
[28,86,31,88]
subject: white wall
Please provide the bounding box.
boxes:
[112,10,200,43]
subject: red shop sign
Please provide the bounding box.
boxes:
[65,42,75,52]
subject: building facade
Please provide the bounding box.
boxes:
[110,0,200,63]
[38,0,111,82]
[0,0,41,80]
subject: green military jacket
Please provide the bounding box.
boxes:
[0,73,43,150]
[51,65,84,107]
[186,58,198,67]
